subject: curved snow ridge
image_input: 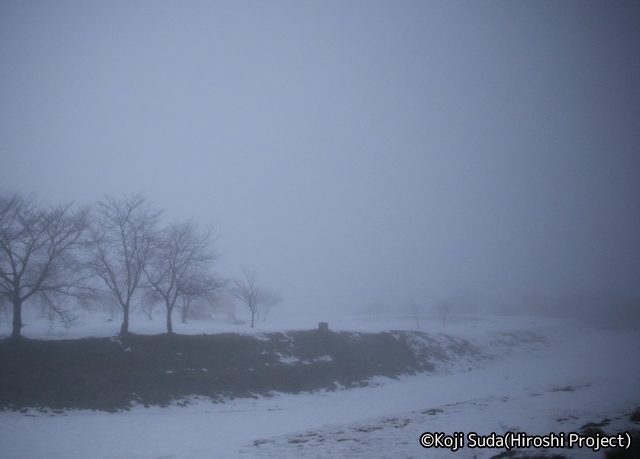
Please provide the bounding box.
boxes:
[241,393,638,459]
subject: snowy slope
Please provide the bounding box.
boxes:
[0,313,638,459]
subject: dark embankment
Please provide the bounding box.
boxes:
[0,329,481,412]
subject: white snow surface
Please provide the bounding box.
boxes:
[0,312,638,458]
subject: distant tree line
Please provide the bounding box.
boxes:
[0,191,281,339]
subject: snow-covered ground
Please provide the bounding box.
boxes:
[0,312,638,458]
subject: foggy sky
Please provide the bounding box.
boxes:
[1,1,639,315]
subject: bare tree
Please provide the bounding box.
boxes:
[140,289,158,320]
[407,299,426,329]
[435,299,451,327]
[86,194,161,335]
[145,220,221,334]
[257,288,282,322]
[209,290,238,323]
[231,268,259,327]
[0,192,89,339]
[178,294,194,324]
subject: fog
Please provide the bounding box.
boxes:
[1,1,639,317]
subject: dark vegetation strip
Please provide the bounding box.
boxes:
[0,330,480,412]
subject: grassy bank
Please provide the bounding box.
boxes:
[0,329,481,412]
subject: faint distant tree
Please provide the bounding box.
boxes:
[435,299,451,327]
[210,290,238,323]
[231,268,260,327]
[0,192,90,339]
[86,194,161,335]
[140,290,158,320]
[407,299,426,329]
[257,288,282,322]
[145,220,222,334]
[178,294,195,324]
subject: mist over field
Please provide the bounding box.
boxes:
[1,0,639,321]
[1,3,640,457]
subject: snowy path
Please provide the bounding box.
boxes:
[1,318,638,459]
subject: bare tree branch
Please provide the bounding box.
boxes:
[407,299,425,329]
[435,299,451,327]
[144,220,222,334]
[0,192,89,338]
[85,193,161,335]
[230,268,260,328]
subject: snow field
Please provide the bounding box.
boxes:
[0,314,638,458]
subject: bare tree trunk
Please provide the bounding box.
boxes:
[11,299,22,339]
[144,220,220,333]
[120,303,130,335]
[166,306,173,334]
[231,269,259,329]
[1,193,90,339]
[89,194,161,338]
